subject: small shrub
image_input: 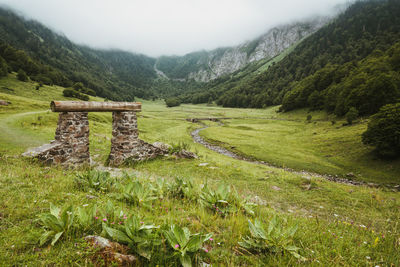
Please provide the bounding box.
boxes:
[306,114,312,122]
[345,107,359,125]
[362,103,400,158]
[165,97,181,107]
[17,69,28,81]
[63,88,90,101]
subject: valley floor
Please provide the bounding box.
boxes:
[0,76,399,266]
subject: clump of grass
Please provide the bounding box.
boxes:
[74,170,115,192]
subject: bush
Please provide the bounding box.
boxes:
[17,69,28,81]
[362,103,400,158]
[165,97,181,107]
[62,88,75,97]
[63,88,90,101]
[346,107,359,125]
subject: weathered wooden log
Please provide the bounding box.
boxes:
[50,101,141,112]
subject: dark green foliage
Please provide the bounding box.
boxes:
[0,8,156,100]
[16,68,28,81]
[63,88,89,101]
[362,103,400,158]
[0,55,7,77]
[183,0,400,115]
[165,97,181,107]
[72,82,84,91]
[306,114,312,122]
[346,107,359,125]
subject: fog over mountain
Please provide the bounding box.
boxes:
[0,0,350,56]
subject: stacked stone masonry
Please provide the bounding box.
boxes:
[108,111,165,166]
[35,112,90,166]
[23,110,166,167]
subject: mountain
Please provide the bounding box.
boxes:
[155,17,328,82]
[0,6,330,101]
[184,0,400,116]
[0,8,156,101]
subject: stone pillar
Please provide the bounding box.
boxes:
[52,112,90,165]
[108,111,164,166]
[22,112,90,166]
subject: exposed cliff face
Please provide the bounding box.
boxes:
[158,17,330,82]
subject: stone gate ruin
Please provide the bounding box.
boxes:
[23,101,166,166]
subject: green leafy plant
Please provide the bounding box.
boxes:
[116,181,157,207]
[239,216,305,261]
[169,177,199,200]
[168,141,191,154]
[75,204,99,233]
[103,214,159,260]
[163,224,212,267]
[38,204,75,246]
[74,170,115,192]
[99,200,127,226]
[200,183,256,217]
[150,178,172,199]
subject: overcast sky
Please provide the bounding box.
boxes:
[0,0,351,57]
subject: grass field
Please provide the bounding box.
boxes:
[0,75,399,266]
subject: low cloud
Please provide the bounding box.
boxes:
[0,0,351,56]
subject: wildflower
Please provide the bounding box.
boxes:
[203,248,209,253]
[103,218,107,222]
[373,237,379,247]
[140,221,144,224]
[95,216,99,220]
[209,238,213,241]
[359,224,366,228]
[366,256,371,260]
[334,214,339,217]
[174,244,179,249]
[82,204,89,207]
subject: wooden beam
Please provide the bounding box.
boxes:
[51,101,141,112]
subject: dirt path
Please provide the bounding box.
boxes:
[0,110,50,149]
[191,123,398,190]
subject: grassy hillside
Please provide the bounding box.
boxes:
[0,77,399,265]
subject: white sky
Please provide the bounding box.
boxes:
[0,0,350,57]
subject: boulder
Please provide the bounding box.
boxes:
[0,100,10,106]
[174,149,198,159]
[152,142,172,152]
[85,235,137,265]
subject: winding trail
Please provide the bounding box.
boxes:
[191,123,398,190]
[0,110,50,149]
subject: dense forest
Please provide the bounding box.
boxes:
[182,0,400,116]
[0,8,157,101]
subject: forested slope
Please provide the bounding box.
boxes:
[190,0,400,116]
[0,8,157,100]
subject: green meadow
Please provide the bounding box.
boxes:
[0,74,399,266]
